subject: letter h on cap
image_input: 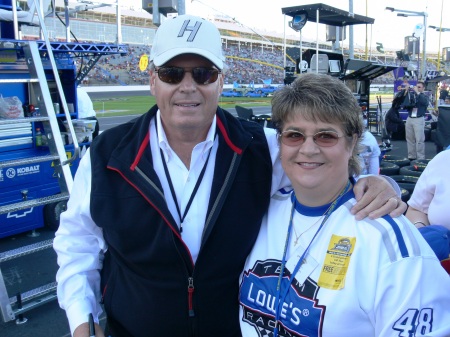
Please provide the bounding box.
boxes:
[178,20,202,42]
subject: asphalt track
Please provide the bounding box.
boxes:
[0,89,439,337]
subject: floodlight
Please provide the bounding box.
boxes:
[429,25,450,32]
[387,7,427,79]
[329,60,341,73]
[289,12,308,32]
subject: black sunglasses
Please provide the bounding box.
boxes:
[155,66,221,85]
[279,130,344,147]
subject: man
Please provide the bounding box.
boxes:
[439,83,448,104]
[445,96,450,105]
[53,15,404,337]
[405,81,429,160]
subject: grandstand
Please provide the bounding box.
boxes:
[15,0,443,86]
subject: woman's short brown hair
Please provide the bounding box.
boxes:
[271,73,364,177]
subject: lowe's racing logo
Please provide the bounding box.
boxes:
[239,260,325,337]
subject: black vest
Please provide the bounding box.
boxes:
[89,105,272,337]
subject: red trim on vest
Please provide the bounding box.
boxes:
[216,118,243,155]
[107,165,194,267]
[131,132,150,171]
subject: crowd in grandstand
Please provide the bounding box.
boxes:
[78,43,290,86]
[79,42,436,87]
[77,45,152,86]
[222,45,287,84]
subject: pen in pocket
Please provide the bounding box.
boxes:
[88,313,95,337]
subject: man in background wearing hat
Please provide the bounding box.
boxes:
[53,15,404,337]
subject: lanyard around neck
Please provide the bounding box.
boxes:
[272,180,351,337]
[160,147,213,233]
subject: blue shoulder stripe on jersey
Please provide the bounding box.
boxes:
[381,215,409,258]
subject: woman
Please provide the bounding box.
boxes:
[406,150,450,230]
[405,150,450,270]
[239,73,450,337]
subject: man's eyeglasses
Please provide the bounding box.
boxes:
[279,130,345,147]
[155,66,221,85]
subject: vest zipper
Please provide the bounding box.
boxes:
[188,276,195,317]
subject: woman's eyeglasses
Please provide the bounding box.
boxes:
[155,66,221,85]
[279,130,344,147]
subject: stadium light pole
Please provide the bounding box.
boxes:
[428,0,445,72]
[177,0,185,15]
[429,25,450,72]
[386,7,428,79]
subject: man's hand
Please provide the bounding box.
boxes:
[352,175,406,220]
[73,322,105,337]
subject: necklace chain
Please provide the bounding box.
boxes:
[292,203,333,246]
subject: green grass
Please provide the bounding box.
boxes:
[92,95,273,117]
[92,92,394,117]
[93,96,155,117]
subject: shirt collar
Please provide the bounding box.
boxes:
[155,109,217,161]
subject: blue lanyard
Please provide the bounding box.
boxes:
[273,180,351,337]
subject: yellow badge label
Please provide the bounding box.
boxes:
[318,235,356,290]
[139,54,149,71]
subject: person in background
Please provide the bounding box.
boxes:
[405,81,428,161]
[77,86,99,139]
[383,96,404,148]
[406,149,450,231]
[444,96,450,105]
[359,129,380,175]
[396,75,410,91]
[438,83,448,105]
[54,15,405,337]
[406,149,450,271]
[239,73,450,337]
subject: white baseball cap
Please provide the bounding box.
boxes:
[150,15,225,70]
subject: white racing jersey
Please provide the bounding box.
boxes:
[239,188,450,337]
